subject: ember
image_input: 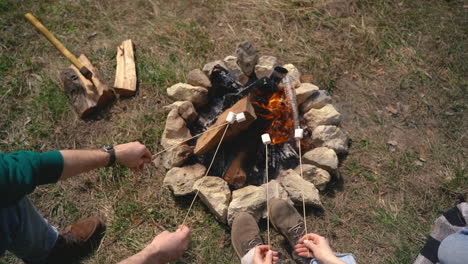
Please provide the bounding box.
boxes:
[252,87,295,145]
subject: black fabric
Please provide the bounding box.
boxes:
[443,206,466,227]
[420,236,440,263]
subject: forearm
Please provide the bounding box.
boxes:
[117,248,163,264]
[59,149,109,180]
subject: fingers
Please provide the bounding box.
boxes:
[177,225,191,235]
[265,250,273,264]
[298,233,319,243]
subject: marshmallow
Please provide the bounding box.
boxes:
[236,112,246,123]
[294,128,304,139]
[226,112,236,124]
[261,134,271,144]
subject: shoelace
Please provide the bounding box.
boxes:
[242,237,263,255]
[287,222,305,244]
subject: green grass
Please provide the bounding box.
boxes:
[1,0,467,263]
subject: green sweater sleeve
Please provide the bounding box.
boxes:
[0,150,64,207]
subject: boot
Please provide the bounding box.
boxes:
[231,212,264,260]
[46,216,104,264]
[269,199,310,264]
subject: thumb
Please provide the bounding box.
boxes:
[303,239,317,251]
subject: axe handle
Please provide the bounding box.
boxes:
[24,13,92,79]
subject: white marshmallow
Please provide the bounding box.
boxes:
[261,134,271,144]
[236,112,246,123]
[294,128,304,139]
[226,112,236,124]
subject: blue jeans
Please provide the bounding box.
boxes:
[438,227,468,264]
[0,197,58,263]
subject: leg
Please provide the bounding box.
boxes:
[0,196,58,263]
[231,212,264,264]
[438,227,468,264]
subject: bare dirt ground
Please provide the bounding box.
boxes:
[1,0,466,263]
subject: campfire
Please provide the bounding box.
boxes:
[158,41,349,225]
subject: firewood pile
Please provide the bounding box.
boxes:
[159,41,350,225]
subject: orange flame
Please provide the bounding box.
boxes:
[252,87,294,145]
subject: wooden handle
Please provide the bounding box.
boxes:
[24,13,84,70]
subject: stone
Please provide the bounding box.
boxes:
[202,60,227,76]
[302,147,338,172]
[187,69,211,89]
[261,180,293,218]
[223,55,240,71]
[278,169,322,208]
[163,164,206,196]
[296,83,320,105]
[254,56,278,79]
[193,176,231,223]
[227,185,266,226]
[294,164,331,191]
[283,64,301,87]
[169,144,193,167]
[162,144,193,169]
[167,83,208,107]
[300,90,332,112]
[163,101,198,123]
[312,125,349,154]
[160,109,191,149]
[304,104,341,130]
[236,41,258,76]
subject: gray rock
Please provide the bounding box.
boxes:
[193,176,231,223]
[163,101,198,123]
[223,56,240,71]
[236,41,258,76]
[227,185,266,226]
[187,69,211,89]
[167,83,208,107]
[304,104,341,130]
[254,56,278,79]
[163,164,206,196]
[160,109,191,149]
[302,147,338,172]
[312,125,349,154]
[261,180,293,218]
[164,144,194,168]
[202,60,227,76]
[300,90,332,112]
[294,164,331,191]
[283,64,301,87]
[296,83,320,105]
[278,169,322,208]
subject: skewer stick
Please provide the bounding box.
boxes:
[152,122,229,158]
[182,123,231,226]
[295,128,308,235]
[262,133,272,247]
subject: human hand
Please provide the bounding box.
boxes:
[143,225,191,263]
[114,141,152,170]
[295,233,344,264]
[253,245,279,264]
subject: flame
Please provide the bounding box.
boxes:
[252,87,294,145]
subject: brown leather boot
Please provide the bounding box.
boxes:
[46,216,104,264]
[231,212,264,260]
[269,199,309,264]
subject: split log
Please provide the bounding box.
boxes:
[60,54,113,117]
[114,39,137,96]
[194,96,256,155]
[223,151,247,188]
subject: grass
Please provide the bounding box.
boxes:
[1,0,467,263]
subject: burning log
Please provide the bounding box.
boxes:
[194,97,257,155]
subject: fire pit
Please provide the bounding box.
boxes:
[158,41,349,225]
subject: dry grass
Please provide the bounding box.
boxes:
[1,0,467,263]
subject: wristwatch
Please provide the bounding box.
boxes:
[101,145,116,167]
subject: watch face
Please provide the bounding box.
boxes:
[103,145,113,151]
